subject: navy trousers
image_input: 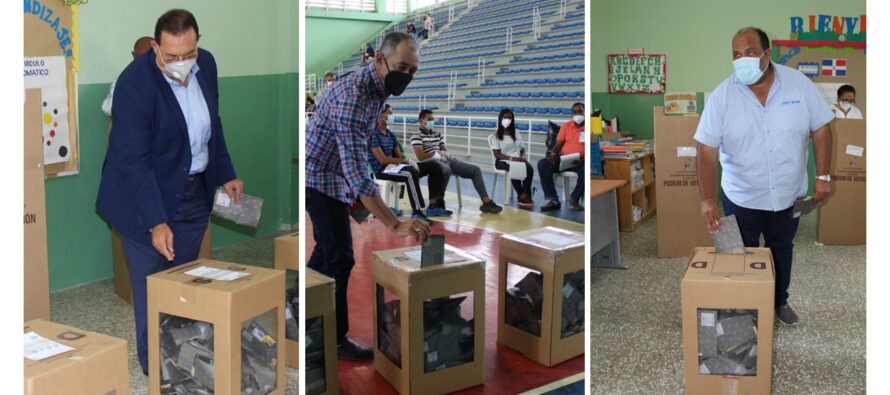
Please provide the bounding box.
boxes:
[120,173,209,372]
[722,192,800,308]
[306,187,355,344]
[537,157,584,202]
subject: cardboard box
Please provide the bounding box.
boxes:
[653,107,713,257]
[305,268,337,395]
[147,259,285,394]
[372,246,485,394]
[24,89,50,322]
[274,232,299,271]
[817,119,866,245]
[681,247,775,394]
[112,224,211,304]
[24,319,129,395]
[497,227,585,367]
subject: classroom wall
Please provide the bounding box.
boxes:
[590,0,866,140]
[43,0,298,291]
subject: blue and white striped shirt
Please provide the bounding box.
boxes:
[694,62,834,211]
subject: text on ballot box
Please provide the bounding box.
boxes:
[372,245,485,394]
[497,226,585,367]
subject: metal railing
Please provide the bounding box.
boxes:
[448,4,455,23]
[505,26,513,53]
[337,62,344,77]
[447,70,458,108]
[532,7,542,40]
[559,0,567,18]
[476,57,486,86]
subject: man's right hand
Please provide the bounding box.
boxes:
[547,152,558,165]
[152,223,175,261]
[700,199,722,234]
[393,218,431,242]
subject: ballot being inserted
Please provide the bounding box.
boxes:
[559,153,582,171]
[711,215,746,254]
[211,188,264,228]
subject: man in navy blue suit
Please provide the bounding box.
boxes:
[95,9,243,375]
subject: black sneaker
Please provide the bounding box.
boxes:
[480,200,503,214]
[776,304,799,326]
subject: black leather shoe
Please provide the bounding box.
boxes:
[337,337,373,361]
[142,368,148,376]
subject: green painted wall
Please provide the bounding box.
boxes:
[43,1,298,291]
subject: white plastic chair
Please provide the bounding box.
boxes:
[487,133,513,204]
[555,171,577,203]
[375,178,401,210]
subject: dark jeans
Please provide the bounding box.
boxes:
[121,172,209,372]
[537,157,584,202]
[306,187,354,344]
[722,192,800,308]
[375,165,426,211]
[417,160,447,203]
[494,159,534,196]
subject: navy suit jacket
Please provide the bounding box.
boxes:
[96,48,237,243]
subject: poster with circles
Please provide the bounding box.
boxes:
[24,56,71,165]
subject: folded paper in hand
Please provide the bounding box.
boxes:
[559,153,581,171]
[712,215,746,254]
[507,161,527,180]
[212,188,264,228]
[791,196,821,218]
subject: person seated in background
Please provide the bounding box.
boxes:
[832,84,863,119]
[305,94,316,115]
[369,105,449,222]
[537,102,586,212]
[102,36,154,117]
[407,22,416,35]
[411,109,503,214]
[489,108,535,209]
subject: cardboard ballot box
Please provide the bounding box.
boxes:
[24,319,129,395]
[24,89,50,322]
[681,247,775,395]
[147,259,285,395]
[497,227,585,367]
[305,268,338,395]
[372,245,485,394]
[653,108,713,257]
[284,274,300,369]
[817,119,866,245]
[112,224,211,304]
[274,232,300,271]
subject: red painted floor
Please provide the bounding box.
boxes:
[306,217,584,395]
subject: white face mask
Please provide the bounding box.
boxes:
[573,115,584,125]
[327,81,333,87]
[161,56,196,82]
[387,114,395,124]
[501,118,512,128]
[839,101,852,110]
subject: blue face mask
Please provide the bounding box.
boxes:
[732,52,767,85]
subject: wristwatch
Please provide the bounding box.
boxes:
[815,174,832,183]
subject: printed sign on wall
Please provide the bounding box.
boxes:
[24,56,71,165]
[608,54,666,94]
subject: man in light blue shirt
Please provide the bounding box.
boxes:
[695,27,833,326]
[163,63,212,174]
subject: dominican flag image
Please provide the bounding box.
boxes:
[821,59,847,77]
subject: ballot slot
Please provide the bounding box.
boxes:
[422,291,475,373]
[305,316,326,395]
[377,283,403,368]
[697,308,758,377]
[504,262,544,337]
[560,270,585,338]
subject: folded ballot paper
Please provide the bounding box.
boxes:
[711,215,746,254]
[212,188,264,228]
[791,196,821,218]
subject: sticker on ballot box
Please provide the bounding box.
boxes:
[184,266,251,281]
[530,232,578,247]
[24,331,75,361]
[700,311,716,327]
[846,144,864,157]
[677,146,697,157]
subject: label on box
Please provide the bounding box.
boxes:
[677,146,697,157]
[846,144,864,157]
[184,266,250,281]
[530,232,578,247]
[215,191,231,207]
[700,311,715,327]
[24,331,75,361]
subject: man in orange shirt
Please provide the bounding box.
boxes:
[538,102,585,211]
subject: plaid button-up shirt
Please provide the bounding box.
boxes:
[306,64,388,204]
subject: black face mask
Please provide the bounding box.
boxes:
[381,53,413,96]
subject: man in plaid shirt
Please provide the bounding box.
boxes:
[306,32,431,360]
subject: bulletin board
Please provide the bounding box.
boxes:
[24,0,80,177]
[607,54,667,94]
[773,42,866,118]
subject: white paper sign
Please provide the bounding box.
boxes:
[700,311,715,327]
[507,161,527,180]
[24,331,75,361]
[846,144,864,157]
[184,266,250,281]
[677,146,697,157]
[530,232,578,247]
[24,56,71,165]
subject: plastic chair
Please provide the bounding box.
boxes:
[487,133,513,203]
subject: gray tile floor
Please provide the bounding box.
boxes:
[49,232,299,395]
[590,212,866,394]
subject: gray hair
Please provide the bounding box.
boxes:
[379,32,419,57]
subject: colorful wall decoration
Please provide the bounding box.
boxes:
[607,54,666,94]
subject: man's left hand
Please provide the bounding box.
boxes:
[223,179,244,204]
[814,180,830,202]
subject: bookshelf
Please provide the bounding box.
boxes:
[604,153,657,232]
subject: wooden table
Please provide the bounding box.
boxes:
[591,179,627,269]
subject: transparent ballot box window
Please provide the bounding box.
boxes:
[157,310,279,395]
[560,270,584,338]
[423,291,475,373]
[376,284,402,368]
[697,309,758,376]
[305,316,326,395]
[504,263,543,337]
[285,274,299,342]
